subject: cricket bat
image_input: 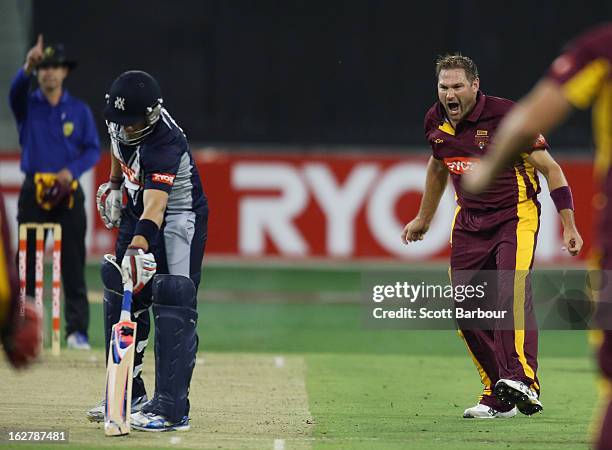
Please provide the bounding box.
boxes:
[103,255,137,437]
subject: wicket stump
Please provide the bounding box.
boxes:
[18,223,62,356]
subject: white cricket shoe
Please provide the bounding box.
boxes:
[463,403,517,419]
[131,411,190,432]
[66,332,91,350]
[494,379,543,416]
[86,394,148,423]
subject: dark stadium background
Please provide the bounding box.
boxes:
[33,0,612,149]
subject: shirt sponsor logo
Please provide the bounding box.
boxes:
[443,157,481,174]
[476,130,488,136]
[152,173,175,186]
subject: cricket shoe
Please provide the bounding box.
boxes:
[86,394,148,423]
[66,332,91,350]
[131,411,190,432]
[494,379,543,416]
[463,403,517,419]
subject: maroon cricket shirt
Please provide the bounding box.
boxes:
[424,92,548,212]
[545,23,612,252]
[544,27,612,450]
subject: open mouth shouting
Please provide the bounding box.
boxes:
[447,101,461,117]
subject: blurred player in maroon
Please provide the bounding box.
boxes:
[0,192,41,369]
[464,23,612,449]
[402,54,582,419]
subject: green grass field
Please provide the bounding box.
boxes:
[0,263,602,449]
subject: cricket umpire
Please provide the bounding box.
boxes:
[8,34,101,350]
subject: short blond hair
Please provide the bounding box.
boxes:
[435,53,479,82]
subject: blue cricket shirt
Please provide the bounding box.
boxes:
[8,68,101,179]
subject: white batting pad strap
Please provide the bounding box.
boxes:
[133,363,144,378]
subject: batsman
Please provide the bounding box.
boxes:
[87,70,208,432]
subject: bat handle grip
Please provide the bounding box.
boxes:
[104,253,134,322]
[120,283,133,322]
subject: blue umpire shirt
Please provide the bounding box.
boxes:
[8,68,100,179]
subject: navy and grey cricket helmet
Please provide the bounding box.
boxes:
[104,70,163,145]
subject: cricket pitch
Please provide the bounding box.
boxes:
[0,350,313,449]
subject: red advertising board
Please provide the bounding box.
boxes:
[0,150,596,263]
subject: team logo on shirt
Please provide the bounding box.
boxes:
[152,173,176,186]
[475,130,489,150]
[119,161,143,187]
[63,122,74,137]
[443,157,481,174]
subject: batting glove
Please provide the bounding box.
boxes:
[121,246,157,294]
[96,181,123,229]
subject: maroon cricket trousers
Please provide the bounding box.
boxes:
[595,191,612,450]
[450,199,541,409]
